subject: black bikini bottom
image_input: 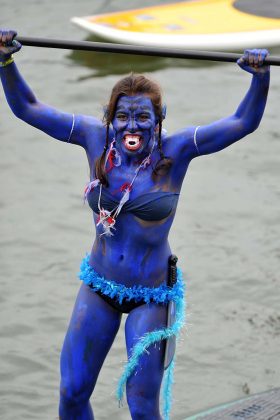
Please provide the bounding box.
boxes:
[94,289,148,313]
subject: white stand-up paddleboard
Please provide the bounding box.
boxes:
[71,0,280,51]
[184,388,280,419]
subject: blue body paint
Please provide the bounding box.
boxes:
[113,95,157,159]
[0,31,270,420]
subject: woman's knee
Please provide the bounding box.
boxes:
[127,386,161,419]
[59,377,92,408]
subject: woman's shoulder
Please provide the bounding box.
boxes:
[72,114,110,152]
[164,126,196,141]
[162,126,197,158]
[74,114,105,133]
[75,115,106,139]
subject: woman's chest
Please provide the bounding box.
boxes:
[105,166,177,201]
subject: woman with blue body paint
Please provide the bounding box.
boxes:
[0,29,270,420]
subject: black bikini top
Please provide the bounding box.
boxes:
[87,186,179,222]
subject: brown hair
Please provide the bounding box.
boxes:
[95,73,172,186]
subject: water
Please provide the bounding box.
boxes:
[0,1,280,419]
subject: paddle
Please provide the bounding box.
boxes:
[16,36,280,65]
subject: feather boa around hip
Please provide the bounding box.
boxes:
[79,254,185,305]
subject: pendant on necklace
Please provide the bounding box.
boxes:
[97,209,116,236]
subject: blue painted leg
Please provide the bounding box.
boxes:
[59,284,122,419]
[124,303,167,420]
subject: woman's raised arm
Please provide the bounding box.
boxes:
[0,30,101,148]
[192,49,270,156]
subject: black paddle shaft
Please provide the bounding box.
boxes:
[16,36,280,66]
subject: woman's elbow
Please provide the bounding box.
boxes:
[12,101,39,123]
[244,119,262,135]
[11,106,25,119]
[238,116,262,137]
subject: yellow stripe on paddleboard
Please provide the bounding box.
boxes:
[86,0,280,35]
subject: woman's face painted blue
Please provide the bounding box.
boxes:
[112,95,157,156]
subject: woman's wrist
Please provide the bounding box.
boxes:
[253,68,270,83]
[0,55,14,67]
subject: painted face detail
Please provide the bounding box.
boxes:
[112,95,157,155]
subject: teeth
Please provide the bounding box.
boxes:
[125,135,140,145]
[123,135,142,150]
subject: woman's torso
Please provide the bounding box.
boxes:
[82,121,194,287]
[88,162,180,287]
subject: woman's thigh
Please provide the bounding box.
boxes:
[60,283,122,398]
[125,303,167,405]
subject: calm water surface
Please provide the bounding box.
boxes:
[0,1,280,419]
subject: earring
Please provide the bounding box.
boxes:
[110,139,121,167]
[103,105,109,120]
[161,104,167,120]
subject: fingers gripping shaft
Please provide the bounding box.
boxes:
[0,30,21,62]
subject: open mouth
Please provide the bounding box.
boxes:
[123,135,143,151]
